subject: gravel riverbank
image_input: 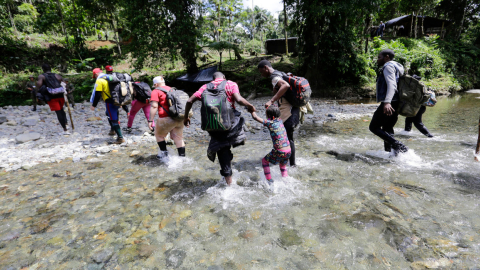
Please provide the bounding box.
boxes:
[0,97,377,171]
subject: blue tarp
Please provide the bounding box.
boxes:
[176,66,218,83]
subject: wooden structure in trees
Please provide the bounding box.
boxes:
[383,15,451,38]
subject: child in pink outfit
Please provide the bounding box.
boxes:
[251,106,291,185]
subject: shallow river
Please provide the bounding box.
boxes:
[1,94,480,269]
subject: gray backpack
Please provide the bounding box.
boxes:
[397,75,430,117]
[157,87,192,120]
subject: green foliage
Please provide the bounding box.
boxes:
[72,58,95,72]
[244,39,263,54]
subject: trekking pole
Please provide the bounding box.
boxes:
[64,93,75,131]
[475,116,480,161]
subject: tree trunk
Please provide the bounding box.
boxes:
[217,3,221,41]
[414,11,418,38]
[251,0,255,40]
[421,13,424,36]
[283,0,288,55]
[457,0,467,39]
[219,51,222,70]
[110,16,122,56]
[410,12,414,38]
[7,3,17,34]
[56,0,68,47]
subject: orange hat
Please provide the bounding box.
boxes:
[105,65,113,72]
[92,68,102,78]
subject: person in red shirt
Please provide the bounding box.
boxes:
[148,76,185,159]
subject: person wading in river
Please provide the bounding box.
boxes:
[183,72,256,186]
[257,60,300,167]
[91,68,125,144]
[369,49,408,156]
[105,65,130,116]
[404,88,436,137]
[148,76,183,159]
[36,64,69,134]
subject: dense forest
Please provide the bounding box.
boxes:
[0,0,479,105]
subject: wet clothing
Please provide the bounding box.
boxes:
[194,79,240,109]
[280,98,300,166]
[405,106,432,136]
[151,86,171,118]
[207,110,246,177]
[128,100,154,128]
[369,101,402,151]
[47,97,65,111]
[264,148,291,166]
[263,118,290,150]
[376,61,404,103]
[262,155,289,181]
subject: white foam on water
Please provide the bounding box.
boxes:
[398,130,414,136]
[205,168,309,210]
[364,148,423,167]
[164,155,194,171]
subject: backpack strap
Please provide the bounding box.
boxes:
[154,87,173,117]
[216,80,228,91]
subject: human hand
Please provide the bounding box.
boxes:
[90,106,95,111]
[184,118,190,127]
[148,121,154,131]
[265,100,273,108]
[383,103,395,116]
[247,104,256,113]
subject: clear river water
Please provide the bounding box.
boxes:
[1,93,480,269]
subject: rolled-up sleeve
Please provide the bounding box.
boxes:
[383,65,398,103]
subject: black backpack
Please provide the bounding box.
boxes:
[42,73,64,95]
[106,72,133,106]
[200,80,235,131]
[132,82,152,103]
[157,87,191,120]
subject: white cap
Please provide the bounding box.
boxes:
[153,76,165,85]
[272,76,281,87]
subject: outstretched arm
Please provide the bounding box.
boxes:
[266,80,289,108]
[184,95,200,127]
[232,92,255,113]
[251,112,264,124]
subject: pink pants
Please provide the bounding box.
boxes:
[127,100,155,128]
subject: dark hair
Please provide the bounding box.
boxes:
[266,106,280,119]
[380,49,395,60]
[42,63,51,72]
[213,72,225,79]
[257,60,272,69]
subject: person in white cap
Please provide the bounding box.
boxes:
[149,76,185,159]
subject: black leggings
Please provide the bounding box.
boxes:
[283,107,300,166]
[369,102,402,150]
[405,106,431,135]
[55,110,68,130]
[217,146,233,177]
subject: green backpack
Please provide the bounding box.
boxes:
[397,75,430,117]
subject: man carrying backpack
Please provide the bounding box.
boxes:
[148,76,184,159]
[105,65,130,115]
[257,60,301,167]
[369,49,408,156]
[91,68,125,144]
[36,64,69,134]
[183,72,256,186]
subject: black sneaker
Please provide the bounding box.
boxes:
[392,142,408,156]
[384,141,392,152]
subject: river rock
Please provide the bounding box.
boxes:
[87,116,102,121]
[165,249,186,268]
[0,116,6,124]
[15,132,41,144]
[22,118,38,126]
[279,229,303,246]
[7,121,17,126]
[91,248,114,263]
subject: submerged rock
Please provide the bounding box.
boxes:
[91,248,114,263]
[165,249,186,268]
[15,132,41,144]
[280,229,303,247]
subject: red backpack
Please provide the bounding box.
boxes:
[274,71,312,107]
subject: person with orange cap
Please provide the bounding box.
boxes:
[91,68,125,144]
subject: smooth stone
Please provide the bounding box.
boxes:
[21,164,33,170]
[279,229,303,246]
[466,89,480,94]
[130,150,141,157]
[15,132,41,144]
[0,116,6,124]
[87,116,102,121]
[96,147,111,154]
[91,248,114,263]
[7,121,17,126]
[23,118,38,126]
